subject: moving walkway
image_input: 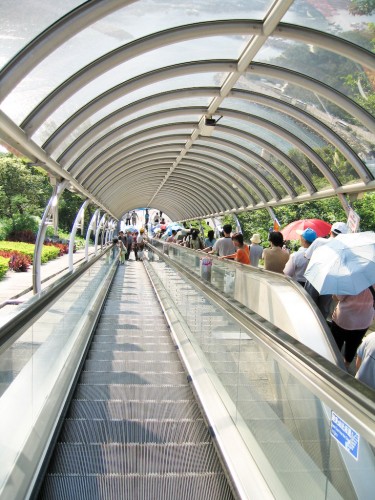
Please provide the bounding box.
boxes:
[0,244,374,499]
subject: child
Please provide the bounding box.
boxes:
[113,237,127,264]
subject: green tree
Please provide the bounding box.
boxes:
[349,0,375,16]
[0,153,51,230]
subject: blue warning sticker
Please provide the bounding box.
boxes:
[331,411,359,460]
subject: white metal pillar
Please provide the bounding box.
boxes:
[33,180,68,294]
[69,199,90,272]
[95,214,107,255]
[85,209,100,261]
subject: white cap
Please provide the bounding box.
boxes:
[331,222,348,235]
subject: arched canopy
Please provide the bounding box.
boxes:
[1,0,374,221]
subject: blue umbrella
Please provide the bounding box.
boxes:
[124,225,137,233]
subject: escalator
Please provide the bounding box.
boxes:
[37,261,234,499]
[1,246,374,499]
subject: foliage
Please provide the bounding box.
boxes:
[0,154,51,230]
[0,256,8,280]
[45,242,69,256]
[58,190,90,233]
[349,0,375,16]
[7,229,36,243]
[8,252,31,272]
[0,241,60,263]
[352,192,375,230]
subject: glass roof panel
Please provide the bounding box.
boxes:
[193,140,290,197]
[49,96,211,160]
[33,73,222,146]
[1,35,248,125]
[222,97,328,150]
[213,123,329,192]
[282,0,375,50]
[236,74,375,158]
[253,38,375,118]
[0,0,85,67]
[64,118,199,170]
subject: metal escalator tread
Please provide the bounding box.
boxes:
[38,262,234,500]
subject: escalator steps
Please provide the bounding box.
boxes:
[41,472,233,500]
[38,263,233,499]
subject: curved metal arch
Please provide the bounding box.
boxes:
[98,169,215,215]
[179,157,268,203]
[163,171,242,211]
[43,63,373,166]
[187,148,289,198]
[105,174,220,216]
[172,163,252,206]
[81,129,305,199]
[52,84,370,186]
[92,163,170,195]
[19,20,373,134]
[229,89,371,182]
[77,121,313,200]
[154,195,210,220]
[48,85,369,184]
[248,62,375,134]
[65,105,338,189]
[44,87,220,154]
[275,24,374,70]
[219,108,341,187]
[97,160,243,211]
[60,106,207,168]
[87,148,261,204]
[150,196,197,220]
[83,145,184,188]
[208,126,315,192]
[102,167,229,215]
[161,176,234,214]
[78,125,193,180]
[92,146,261,204]
[0,0,131,100]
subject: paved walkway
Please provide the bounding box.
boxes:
[0,247,95,318]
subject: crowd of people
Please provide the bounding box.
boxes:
[159,221,375,389]
[112,219,375,390]
[113,227,146,263]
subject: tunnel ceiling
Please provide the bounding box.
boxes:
[1,0,375,221]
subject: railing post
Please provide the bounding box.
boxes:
[33,180,68,294]
[69,199,90,272]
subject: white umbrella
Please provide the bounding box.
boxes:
[304,231,375,295]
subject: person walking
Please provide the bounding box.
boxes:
[204,230,216,250]
[219,233,250,265]
[166,230,177,243]
[331,286,375,369]
[125,230,133,260]
[131,211,138,226]
[137,228,146,261]
[262,231,289,273]
[249,233,263,267]
[124,212,131,225]
[356,330,375,389]
[283,228,317,285]
[210,224,235,257]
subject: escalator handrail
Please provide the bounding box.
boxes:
[0,244,115,352]
[147,241,375,446]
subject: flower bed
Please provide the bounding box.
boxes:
[0,256,8,279]
[0,242,60,264]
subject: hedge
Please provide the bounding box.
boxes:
[0,256,8,280]
[0,242,60,263]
